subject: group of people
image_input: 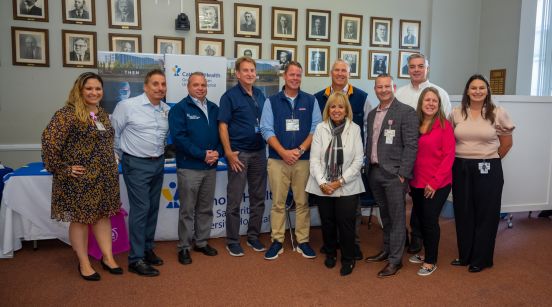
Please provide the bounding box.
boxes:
[41,53,514,281]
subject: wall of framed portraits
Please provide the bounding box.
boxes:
[0,0,525,167]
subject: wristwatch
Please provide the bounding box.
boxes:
[297,146,305,155]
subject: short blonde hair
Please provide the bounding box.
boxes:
[322,91,353,122]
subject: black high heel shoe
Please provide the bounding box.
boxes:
[101,258,124,275]
[78,264,101,281]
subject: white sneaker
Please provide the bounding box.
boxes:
[408,254,424,264]
[417,264,437,276]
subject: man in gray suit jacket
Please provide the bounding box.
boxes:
[364,74,418,278]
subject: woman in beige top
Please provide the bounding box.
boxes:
[449,74,514,273]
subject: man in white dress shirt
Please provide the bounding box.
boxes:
[112,69,169,277]
[395,53,451,255]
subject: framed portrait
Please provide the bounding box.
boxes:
[368,50,391,80]
[196,0,223,34]
[154,36,184,54]
[235,41,261,59]
[306,9,330,42]
[399,19,421,49]
[272,44,296,73]
[109,33,141,53]
[271,7,298,41]
[13,0,48,22]
[370,17,392,48]
[398,50,419,79]
[338,48,361,79]
[62,30,97,68]
[305,45,330,77]
[339,13,362,45]
[62,0,95,25]
[234,3,261,39]
[108,0,141,30]
[196,37,224,56]
[11,27,49,67]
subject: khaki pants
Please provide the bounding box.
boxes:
[267,159,310,243]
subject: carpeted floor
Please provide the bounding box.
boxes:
[0,212,551,306]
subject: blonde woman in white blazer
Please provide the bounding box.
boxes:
[306,92,364,276]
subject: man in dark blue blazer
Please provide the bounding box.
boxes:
[364,74,418,278]
[169,72,223,265]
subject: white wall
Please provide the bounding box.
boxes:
[479,0,522,95]
[516,0,539,94]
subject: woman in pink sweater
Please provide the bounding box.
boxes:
[408,87,455,276]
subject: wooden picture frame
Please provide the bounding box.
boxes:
[306,9,330,42]
[196,37,225,56]
[370,17,392,48]
[62,30,97,68]
[154,36,184,54]
[368,50,391,80]
[13,0,48,22]
[196,0,224,34]
[62,0,95,25]
[398,50,418,79]
[399,19,421,49]
[272,44,297,73]
[271,7,298,41]
[109,33,141,53]
[235,41,262,59]
[338,48,361,79]
[339,13,362,45]
[305,45,330,77]
[234,3,261,39]
[11,27,49,67]
[108,0,141,30]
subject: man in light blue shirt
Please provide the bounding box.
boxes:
[260,61,321,260]
[112,69,169,277]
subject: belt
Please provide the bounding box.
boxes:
[123,152,163,160]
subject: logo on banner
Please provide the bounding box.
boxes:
[162,181,180,208]
[172,65,182,77]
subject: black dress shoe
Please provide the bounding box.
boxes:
[354,244,363,261]
[178,249,192,265]
[468,265,483,273]
[144,250,164,266]
[450,258,467,266]
[377,263,402,278]
[101,258,123,275]
[364,251,389,263]
[324,255,336,269]
[78,264,101,281]
[128,260,160,277]
[340,260,355,276]
[193,244,218,256]
[407,237,423,254]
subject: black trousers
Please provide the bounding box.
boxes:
[452,158,503,268]
[410,184,451,264]
[409,202,423,240]
[317,194,359,262]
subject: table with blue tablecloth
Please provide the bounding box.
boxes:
[1,161,326,258]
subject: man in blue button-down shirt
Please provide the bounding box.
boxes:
[260,61,321,260]
[218,57,267,257]
[168,72,222,265]
[112,69,169,277]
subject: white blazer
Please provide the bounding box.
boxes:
[306,119,365,197]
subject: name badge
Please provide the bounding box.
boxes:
[478,162,490,174]
[286,119,300,131]
[95,121,106,131]
[384,129,395,144]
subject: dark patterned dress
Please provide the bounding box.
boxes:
[41,106,120,224]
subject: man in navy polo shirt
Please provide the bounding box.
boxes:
[260,61,321,260]
[218,57,267,256]
[169,72,222,265]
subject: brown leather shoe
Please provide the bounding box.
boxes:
[377,263,402,278]
[364,251,389,263]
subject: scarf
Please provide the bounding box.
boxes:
[324,120,345,182]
